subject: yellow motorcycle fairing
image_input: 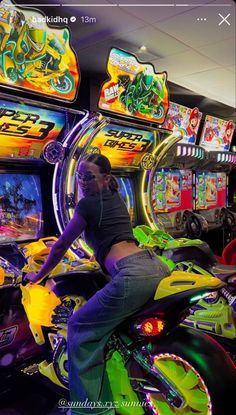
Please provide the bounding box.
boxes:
[21,284,61,344]
[154,271,222,301]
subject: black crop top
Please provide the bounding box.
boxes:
[75,189,137,272]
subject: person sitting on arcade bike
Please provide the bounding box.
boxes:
[25,153,170,415]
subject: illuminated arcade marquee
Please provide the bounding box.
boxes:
[0,98,66,158]
[200,115,235,152]
[162,102,202,144]
[0,0,79,101]
[89,122,155,168]
[98,47,169,125]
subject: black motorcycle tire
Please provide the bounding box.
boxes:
[134,327,235,415]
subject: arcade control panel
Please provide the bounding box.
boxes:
[154,211,186,237]
[154,210,208,239]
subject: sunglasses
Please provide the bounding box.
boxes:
[76,172,96,182]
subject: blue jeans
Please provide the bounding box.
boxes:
[67,249,170,414]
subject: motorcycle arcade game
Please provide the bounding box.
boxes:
[134,101,218,270]
[136,106,236,357]
[186,121,236,354]
[194,115,236,256]
[0,1,96,396]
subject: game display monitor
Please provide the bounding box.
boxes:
[199,115,235,152]
[152,169,193,213]
[195,172,227,210]
[116,177,135,226]
[0,173,44,243]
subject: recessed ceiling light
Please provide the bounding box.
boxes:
[139,45,147,52]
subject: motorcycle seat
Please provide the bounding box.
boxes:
[210,264,236,281]
[127,289,197,321]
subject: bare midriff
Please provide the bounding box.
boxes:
[104,240,142,274]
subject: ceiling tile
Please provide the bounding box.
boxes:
[117,3,186,24]
[116,26,190,58]
[152,50,219,78]
[226,65,236,73]
[196,37,235,66]
[153,3,235,48]
[175,68,236,107]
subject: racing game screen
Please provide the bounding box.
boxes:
[195,171,227,210]
[152,169,193,213]
[0,173,44,243]
[116,176,136,226]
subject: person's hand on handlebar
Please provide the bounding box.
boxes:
[24,271,42,284]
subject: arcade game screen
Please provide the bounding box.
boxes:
[195,172,227,210]
[116,176,135,226]
[152,169,193,213]
[0,173,44,243]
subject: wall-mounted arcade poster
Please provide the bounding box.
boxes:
[0,99,65,158]
[199,115,235,151]
[162,102,202,144]
[0,0,79,101]
[98,48,169,125]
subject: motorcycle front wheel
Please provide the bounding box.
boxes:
[136,327,235,415]
[50,71,74,94]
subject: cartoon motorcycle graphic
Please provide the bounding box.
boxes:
[118,71,166,119]
[0,241,235,415]
[0,13,74,95]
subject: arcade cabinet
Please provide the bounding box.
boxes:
[51,47,176,257]
[194,115,236,255]
[0,1,88,265]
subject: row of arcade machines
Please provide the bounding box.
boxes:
[145,142,236,254]
[1,107,235,264]
[0,76,235,381]
[52,111,236,260]
[0,97,235,270]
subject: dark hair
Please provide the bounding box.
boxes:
[81,153,118,191]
